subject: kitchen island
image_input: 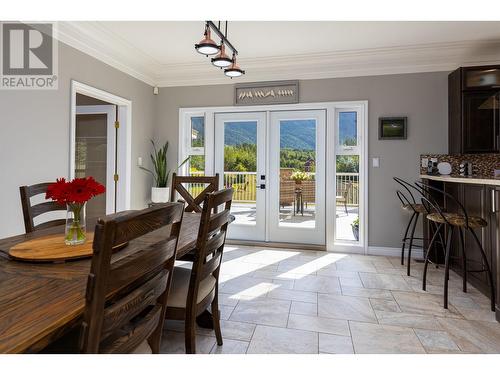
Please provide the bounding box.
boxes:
[420,173,500,322]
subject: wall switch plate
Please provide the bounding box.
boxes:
[137,157,143,167]
[421,158,428,168]
[372,157,380,168]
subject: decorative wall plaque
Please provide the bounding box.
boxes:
[234,80,299,106]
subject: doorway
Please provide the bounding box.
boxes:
[214,110,326,245]
[180,101,367,252]
[70,80,132,215]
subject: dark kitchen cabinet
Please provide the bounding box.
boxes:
[448,66,500,154]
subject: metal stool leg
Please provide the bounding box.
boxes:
[458,227,467,293]
[401,212,416,266]
[443,226,454,309]
[470,229,496,312]
[407,212,419,276]
[423,223,442,291]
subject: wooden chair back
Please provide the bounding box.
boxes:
[80,203,184,354]
[187,188,233,315]
[19,182,67,233]
[170,173,219,213]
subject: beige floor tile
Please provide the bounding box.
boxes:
[218,292,240,306]
[287,313,350,336]
[317,267,359,278]
[219,304,235,320]
[319,333,354,354]
[437,317,500,353]
[206,320,256,341]
[339,275,363,288]
[210,339,249,354]
[335,259,378,273]
[391,291,463,318]
[290,301,318,316]
[349,321,426,354]
[453,306,497,322]
[414,329,460,351]
[229,298,291,327]
[340,286,394,300]
[247,325,318,354]
[219,276,275,298]
[374,310,444,330]
[359,272,412,291]
[293,274,341,294]
[318,293,377,323]
[267,288,318,303]
[160,331,216,354]
[369,298,401,312]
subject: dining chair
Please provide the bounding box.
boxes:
[170,173,219,213]
[79,203,184,354]
[19,182,66,233]
[165,188,233,354]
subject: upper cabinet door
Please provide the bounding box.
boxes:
[464,68,500,90]
[463,91,499,153]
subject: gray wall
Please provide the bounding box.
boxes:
[156,72,449,247]
[0,41,156,238]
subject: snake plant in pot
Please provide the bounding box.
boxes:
[140,140,189,203]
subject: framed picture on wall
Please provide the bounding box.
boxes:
[378,117,407,140]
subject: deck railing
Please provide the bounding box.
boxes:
[190,171,359,205]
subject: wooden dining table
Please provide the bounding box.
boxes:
[0,212,204,354]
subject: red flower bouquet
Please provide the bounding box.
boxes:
[46,177,105,245]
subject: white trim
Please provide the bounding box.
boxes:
[55,23,500,87]
[75,105,116,214]
[368,246,424,259]
[179,100,369,253]
[70,80,132,212]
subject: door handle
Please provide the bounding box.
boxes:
[493,189,500,213]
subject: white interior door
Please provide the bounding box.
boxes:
[215,112,267,241]
[268,110,326,245]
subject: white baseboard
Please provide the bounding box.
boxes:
[368,246,424,259]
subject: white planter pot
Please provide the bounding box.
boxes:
[151,187,170,203]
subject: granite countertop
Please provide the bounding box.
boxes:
[420,174,500,186]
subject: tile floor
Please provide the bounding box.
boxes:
[160,245,500,354]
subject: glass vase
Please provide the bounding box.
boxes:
[65,202,87,245]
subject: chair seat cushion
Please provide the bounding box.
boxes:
[402,203,426,214]
[167,266,216,308]
[426,212,487,228]
[132,340,152,354]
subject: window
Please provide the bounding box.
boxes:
[184,115,206,176]
[335,110,360,242]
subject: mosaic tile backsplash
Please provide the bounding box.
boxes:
[420,153,500,178]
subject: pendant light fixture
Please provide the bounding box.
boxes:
[224,54,245,78]
[211,43,232,68]
[195,24,219,56]
[195,21,245,78]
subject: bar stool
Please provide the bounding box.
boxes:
[393,177,445,276]
[417,181,495,312]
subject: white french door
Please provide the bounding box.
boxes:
[215,112,267,241]
[214,110,326,245]
[268,110,326,245]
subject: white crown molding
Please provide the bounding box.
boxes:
[56,21,160,86]
[55,22,500,88]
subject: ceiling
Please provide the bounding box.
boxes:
[57,21,500,87]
